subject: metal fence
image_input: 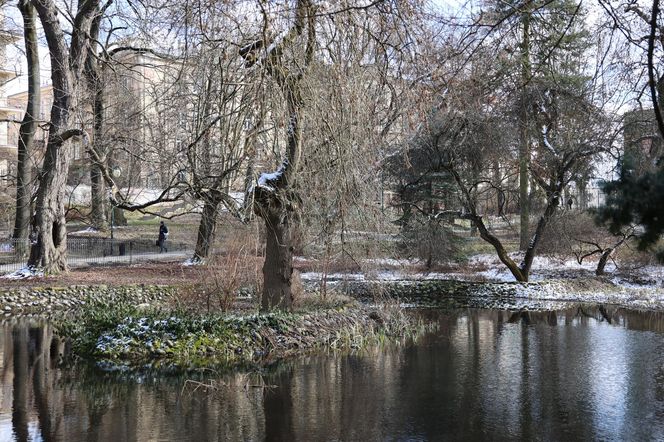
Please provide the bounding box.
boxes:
[0,237,192,274]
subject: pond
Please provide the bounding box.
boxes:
[0,306,663,441]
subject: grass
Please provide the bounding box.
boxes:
[56,294,434,370]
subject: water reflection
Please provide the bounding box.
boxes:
[0,306,662,441]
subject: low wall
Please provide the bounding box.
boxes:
[336,278,664,311]
[0,285,176,315]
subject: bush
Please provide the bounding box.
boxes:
[179,232,263,312]
[397,213,461,268]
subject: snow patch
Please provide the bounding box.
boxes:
[2,267,44,279]
[69,227,99,235]
[257,161,288,191]
[182,257,204,266]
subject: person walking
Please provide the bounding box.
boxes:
[158,221,169,253]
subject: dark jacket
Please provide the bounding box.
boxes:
[159,224,168,240]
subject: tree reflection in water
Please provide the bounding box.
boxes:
[0,305,662,441]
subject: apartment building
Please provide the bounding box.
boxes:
[623,108,663,176]
[6,49,186,195]
[0,17,22,182]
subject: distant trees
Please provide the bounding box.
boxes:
[393,42,612,281]
[13,0,661,290]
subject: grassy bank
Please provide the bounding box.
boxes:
[57,296,432,370]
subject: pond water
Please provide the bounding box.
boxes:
[0,306,663,441]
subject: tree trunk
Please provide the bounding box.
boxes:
[86,9,108,231]
[193,196,221,261]
[90,163,106,228]
[13,0,40,256]
[595,248,612,276]
[27,0,98,272]
[89,84,106,229]
[578,179,588,210]
[29,135,72,272]
[451,168,527,282]
[242,0,313,311]
[493,161,503,216]
[261,206,294,310]
[519,9,532,251]
[520,186,561,278]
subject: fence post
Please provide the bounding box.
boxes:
[130,241,133,265]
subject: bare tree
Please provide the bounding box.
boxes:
[12,0,39,253]
[401,62,611,282]
[27,0,100,272]
[238,0,316,310]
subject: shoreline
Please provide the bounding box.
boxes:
[0,274,663,318]
[56,299,430,371]
[1,277,662,371]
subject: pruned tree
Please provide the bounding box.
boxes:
[239,0,316,310]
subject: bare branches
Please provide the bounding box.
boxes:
[647,0,664,140]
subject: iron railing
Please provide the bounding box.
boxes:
[0,237,192,274]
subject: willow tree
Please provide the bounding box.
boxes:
[27,0,100,271]
[238,0,316,310]
[237,0,426,309]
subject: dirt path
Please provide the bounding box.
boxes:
[0,260,203,289]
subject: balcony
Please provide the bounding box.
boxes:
[0,103,21,117]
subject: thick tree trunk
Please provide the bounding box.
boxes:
[29,136,72,272]
[193,197,221,261]
[27,0,98,272]
[261,206,294,310]
[519,9,532,251]
[13,0,40,255]
[242,0,313,311]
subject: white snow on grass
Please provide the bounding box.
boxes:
[2,267,44,279]
[69,227,99,235]
[182,257,204,266]
[477,267,515,282]
[300,272,367,282]
[363,258,419,267]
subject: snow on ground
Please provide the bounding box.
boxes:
[182,257,204,266]
[69,227,99,235]
[298,252,664,309]
[1,267,44,280]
